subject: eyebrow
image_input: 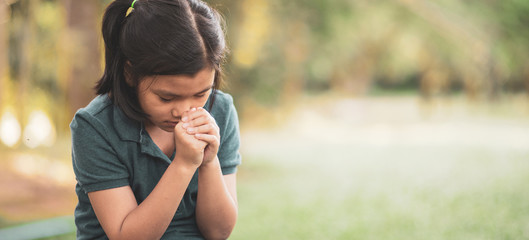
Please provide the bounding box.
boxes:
[154,85,213,98]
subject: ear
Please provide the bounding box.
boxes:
[124,61,136,87]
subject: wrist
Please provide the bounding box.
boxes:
[199,156,220,170]
[171,156,201,172]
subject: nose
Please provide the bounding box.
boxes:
[171,108,179,118]
[171,100,192,118]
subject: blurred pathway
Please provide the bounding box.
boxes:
[0,159,75,223]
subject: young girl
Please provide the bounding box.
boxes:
[70,0,240,239]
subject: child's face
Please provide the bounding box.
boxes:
[137,67,215,132]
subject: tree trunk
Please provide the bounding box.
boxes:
[0,0,7,109]
[62,0,100,119]
[15,0,36,125]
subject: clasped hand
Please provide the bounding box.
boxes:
[173,107,220,168]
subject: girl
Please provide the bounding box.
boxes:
[70,0,240,239]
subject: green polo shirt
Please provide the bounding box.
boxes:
[71,90,241,239]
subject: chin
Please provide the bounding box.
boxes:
[158,120,178,132]
[161,126,176,132]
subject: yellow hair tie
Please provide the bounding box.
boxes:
[126,0,137,17]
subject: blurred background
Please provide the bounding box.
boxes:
[1,0,529,239]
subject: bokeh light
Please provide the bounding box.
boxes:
[0,110,21,147]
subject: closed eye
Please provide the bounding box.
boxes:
[159,96,172,102]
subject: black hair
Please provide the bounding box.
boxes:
[95,0,227,121]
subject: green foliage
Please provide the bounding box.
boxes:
[3,0,529,114]
[217,0,529,101]
[2,0,529,127]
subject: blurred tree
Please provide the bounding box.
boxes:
[489,0,529,93]
[1,0,528,126]
[60,0,100,120]
[395,0,499,99]
[8,0,37,125]
[231,0,529,103]
[0,0,7,109]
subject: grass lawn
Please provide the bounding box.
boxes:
[233,146,529,240]
[231,95,529,239]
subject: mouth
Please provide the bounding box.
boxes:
[166,121,179,126]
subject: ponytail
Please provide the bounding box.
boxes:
[95,0,144,120]
[96,0,128,94]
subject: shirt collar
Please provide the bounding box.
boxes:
[111,101,172,163]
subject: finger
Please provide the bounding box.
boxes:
[174,126,207,151]
[194,133,219,146]
[181,107,199,122]
[182,115,209,129]
[185,107,211,122]
[186,122,219,135]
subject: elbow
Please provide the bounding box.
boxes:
[198,206,238,240]
[202,225,235,240]
[200,216,237,240]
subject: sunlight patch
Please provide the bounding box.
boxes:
[0,111,21,147]
[23,110,56,148]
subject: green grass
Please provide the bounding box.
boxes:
[231,145,529,240]
[231,94,529,240]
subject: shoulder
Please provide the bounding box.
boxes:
[70,95,114,133]
[70,94,140,142]
[208,90,234,112]
[207,90,241,173]
[206,90,237,123]
[72,94,112,118]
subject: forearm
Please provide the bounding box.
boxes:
[113,162,197,239]
[196,158,238,240]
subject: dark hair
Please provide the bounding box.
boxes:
[95,0,227,121]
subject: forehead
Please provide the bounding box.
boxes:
[143,68,215,93]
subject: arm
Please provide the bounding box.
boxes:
[87,120,206,240]
[88,162,197,240]
[182,108,239,239]
[196,161,238,240]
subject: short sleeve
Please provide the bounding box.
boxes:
[215,94,242,175]
[71,112,129,193]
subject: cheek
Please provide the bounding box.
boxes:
[195,95,210,108]
[198,98,209,107]
[137,90,152,109]
[147,105,168,116]
[139,96,166,116]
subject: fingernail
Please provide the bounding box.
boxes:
[182,123,189,128]
[182,116,188,122]
[191,108,197,111]
[187,127,195,133]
